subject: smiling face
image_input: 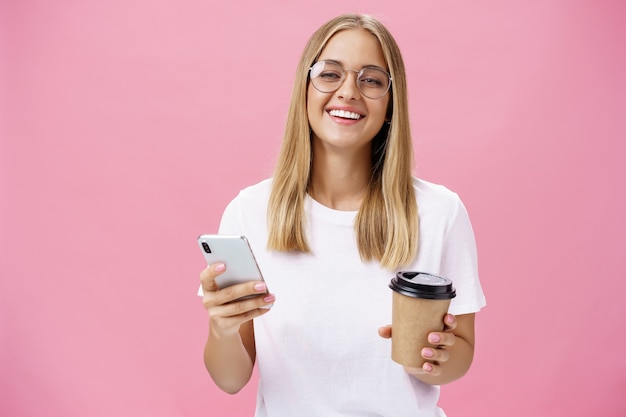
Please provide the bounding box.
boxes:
[307,29,390,155]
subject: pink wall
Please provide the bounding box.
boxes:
[2,1,625,416]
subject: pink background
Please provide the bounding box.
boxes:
[2,1,625,416]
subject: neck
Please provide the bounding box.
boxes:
[309,144,372,211]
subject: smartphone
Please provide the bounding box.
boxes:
[197,234,265,290]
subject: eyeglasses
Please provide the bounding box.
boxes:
[309,60,392,99]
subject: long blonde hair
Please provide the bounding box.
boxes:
[267,14,418,270]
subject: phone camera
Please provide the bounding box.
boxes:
[201,242,212,253]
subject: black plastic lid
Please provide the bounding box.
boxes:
[389,271,456,300]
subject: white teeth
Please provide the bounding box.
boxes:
[329,109,362,120]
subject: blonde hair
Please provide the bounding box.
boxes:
[267,14,418,270]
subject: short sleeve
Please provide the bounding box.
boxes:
[441,197,486,315]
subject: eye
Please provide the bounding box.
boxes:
[359,76,384,87]
[318,70,342,81]
[359,69,387,88]
[311,61,344,82]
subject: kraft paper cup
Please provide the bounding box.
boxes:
[389,272,456,368]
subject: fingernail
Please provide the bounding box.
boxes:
[254,282,266,292]
[214,263,225,272]
[446,314,454,324]
[428,334,440,344]
[422,348,434,358]
[423,363,433,372]
[263,294,275,303]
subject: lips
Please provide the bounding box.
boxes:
[328,109,363,120]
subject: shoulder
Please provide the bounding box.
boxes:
[219,178,273,234]
[231,178,273,204]
[413,177,464,216]
[222,178,273,218]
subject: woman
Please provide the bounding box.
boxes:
[200,13,486,417]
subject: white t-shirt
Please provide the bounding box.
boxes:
[216,177,486,417]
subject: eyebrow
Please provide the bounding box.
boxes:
[322,59,388,72]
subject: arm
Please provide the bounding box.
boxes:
[204,321,255,394]
[379,313,476,385]
[410,193,483,384]
[201,263,275,394]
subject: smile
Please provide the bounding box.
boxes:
[328,109,363,120]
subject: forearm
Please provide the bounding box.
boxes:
[412,334,474,385]
[204,326,254,394]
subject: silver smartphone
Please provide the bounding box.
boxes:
[197,234,265,290]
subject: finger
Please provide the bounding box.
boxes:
[209,304,272,337]
[421,361,442,376]
[218,291,274,316]
[208,281,268,307]
[405,361,445,376]
[199,262,226,293]
[404,362,442,376]
[427,330,456,347]
[421,346,450,364]
[202,281,268,312]
[377,325,392,339]
[443,313,456,331]
[207,291,274,336]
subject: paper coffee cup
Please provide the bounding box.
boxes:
[389,272,456,368]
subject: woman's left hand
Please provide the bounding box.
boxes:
[378,313,457,376]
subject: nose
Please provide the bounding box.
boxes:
[335,69,361,100]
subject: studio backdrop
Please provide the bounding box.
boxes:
[1,1,625,416]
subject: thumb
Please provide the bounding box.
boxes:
[378,325,392,339]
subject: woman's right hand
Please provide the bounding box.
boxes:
[200,262,275,338]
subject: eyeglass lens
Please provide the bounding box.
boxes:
[310,61,390,99]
